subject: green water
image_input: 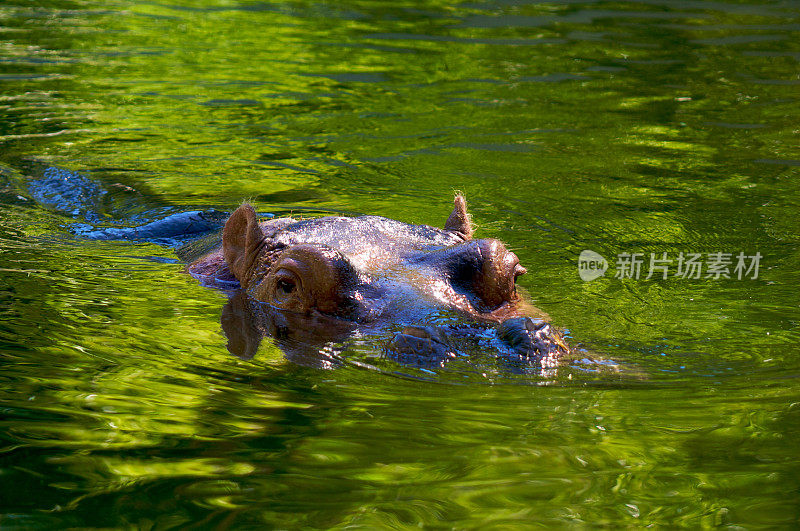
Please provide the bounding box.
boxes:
[2,0,799,527]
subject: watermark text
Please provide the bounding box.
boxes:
[579,250,761,281]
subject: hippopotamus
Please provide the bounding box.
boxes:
[25,166,570,371]
[186,196,569,367]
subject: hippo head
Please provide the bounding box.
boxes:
[221,196,530,324]
[187,195,568,366]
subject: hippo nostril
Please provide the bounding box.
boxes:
[514,264,527,278]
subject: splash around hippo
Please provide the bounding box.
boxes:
[187,195,569,366]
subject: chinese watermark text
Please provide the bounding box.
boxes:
[579,250,761,281]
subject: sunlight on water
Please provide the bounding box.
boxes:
[1,0,799,527]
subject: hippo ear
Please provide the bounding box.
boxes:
[223,203,265,283]
[444,195,473,240]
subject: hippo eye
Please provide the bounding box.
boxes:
[277,278,295,294]
[273,268,299,296]
[260,244,358,317]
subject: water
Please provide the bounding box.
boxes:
[2,0,799,527]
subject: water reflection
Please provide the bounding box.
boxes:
[218,288,578,380]
[222,289,352,368]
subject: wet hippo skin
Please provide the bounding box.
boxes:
[189,196,569,365]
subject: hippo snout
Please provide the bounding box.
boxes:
[497,317,569,360]
[474,238,526,308]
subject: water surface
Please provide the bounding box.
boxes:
[1,0,799,527]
